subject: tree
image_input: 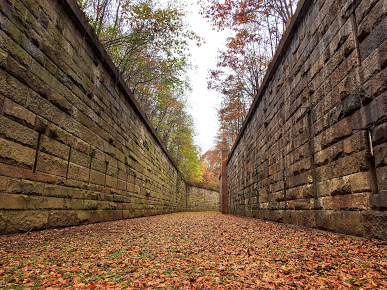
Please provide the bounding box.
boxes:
[200,0,298,153]
[200,149,222,189]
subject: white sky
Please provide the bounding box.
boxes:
[184,1,231,154]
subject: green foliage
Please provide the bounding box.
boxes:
[78,0,203,182]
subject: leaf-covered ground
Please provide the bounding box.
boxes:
[0,212,386,289]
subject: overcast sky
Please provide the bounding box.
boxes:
[184,1,231,154]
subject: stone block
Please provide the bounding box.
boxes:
[0,115,39,147]
[0,137,35,168]
[6,210,48,233]
[362,211,387,240]
[122,210,134,219]
[319,192,370,210]
[0,163,25,179]
[348,171,374,193]
[378,39,387,70]
[343,131,367,154]
[315,210,365,236]
[286,210,317,228]
[320,118,353,149]
[106,174,117,188]
[355,0,381,28]
[315,151,369,181]
[361,48,382,83]
[3,98,36,127]
[77,210,91,223]
[40,135,70,160]
[351,93,387,133]
[91,158,106,173]
[84,199,98,210]
[286,171,313,188]
[27,196,65,209]
[67,162,89,182]
[48,210,79,228]
[36,152,68,177]
[7,178,45,196]
[88,210,123,223]
[26,92,64,126]
[0,193,27,209]
[0,70,32,106]
[80,189,98,200]
[97,200,118,210]
[0,27,32,68]
[287,198,314,210]
[89,169,105,186]
[117,179,126,191]
[64,198,84,210]
[70,149,91,167]
[337,92,362,120]
[43,184,72,198]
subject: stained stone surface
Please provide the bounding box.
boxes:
[226,0,387,239]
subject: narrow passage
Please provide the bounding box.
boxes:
[1,212,386,288]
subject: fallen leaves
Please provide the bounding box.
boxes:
[0,212,386,289]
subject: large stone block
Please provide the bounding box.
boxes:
[6,210,48,233]
[67,162,89,182]
[0,137,35,168]
[70,148,91,167]
[0,193,27,209]
[319,192,370,210]
[40,135,70,160]
[3,98,36,127]
[315,210,365,236]
[362,211,387,240]
[7,178,45,196]
[36,152,68,177]
[89,169,105,186]
[0,116,39,147]
[48,210,80,228]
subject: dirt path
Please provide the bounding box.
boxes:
[0,212,386,289]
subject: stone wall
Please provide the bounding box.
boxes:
[0,0,190,234]
[226,0,387,239]
[187,185,220,212]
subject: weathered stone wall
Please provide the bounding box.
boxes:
[0,0,189,234]
[187,185,220,212]
[227,0,387,239]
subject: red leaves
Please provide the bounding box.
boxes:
[0,212,386,288]
[86,283,96,289]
